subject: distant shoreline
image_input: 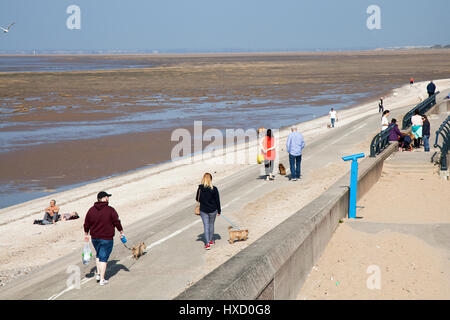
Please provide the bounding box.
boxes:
[2,48,450,74]
[1,47,450,58]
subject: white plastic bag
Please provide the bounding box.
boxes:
[82,243,92,265]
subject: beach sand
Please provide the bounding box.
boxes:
[1,78,449,289]
[297,166,450,300]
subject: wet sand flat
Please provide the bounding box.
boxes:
[1,50,450,207]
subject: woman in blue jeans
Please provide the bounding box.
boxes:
[196,173,221,250]
[422,115,431,152]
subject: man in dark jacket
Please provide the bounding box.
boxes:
[422,115,431,152]
[84,191,125,286]
[427,81,436,97]
[378,97,384,113]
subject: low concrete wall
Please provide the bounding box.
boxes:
[430,99,450,115]
[175,143,398,300]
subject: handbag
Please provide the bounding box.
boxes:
[257,153,264,164]
[194,190,201,215]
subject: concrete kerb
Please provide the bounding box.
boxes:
[175,143,398,300]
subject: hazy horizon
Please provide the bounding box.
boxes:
[1,0,449,53]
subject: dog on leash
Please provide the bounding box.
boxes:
[327,123,332,128]
[228,226,249,244]
[278,163,286,175]
[131,242,146,260]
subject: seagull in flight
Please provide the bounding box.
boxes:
[1,22,15,33]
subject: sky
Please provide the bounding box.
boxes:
[0,0,449,52]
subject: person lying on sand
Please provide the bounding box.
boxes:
[61,212,79,221]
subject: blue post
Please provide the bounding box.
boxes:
[342,153,365,219]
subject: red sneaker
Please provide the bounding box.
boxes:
[209,241,215,246]
[205,244,211,250]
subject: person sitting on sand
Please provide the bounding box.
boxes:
[43,200,60,224]
[33,200,60,225]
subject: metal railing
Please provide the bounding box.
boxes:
[402,92,439,130]
[370,124,395,157]
[432,115,450,171]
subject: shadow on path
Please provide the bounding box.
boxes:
[85,260,130,280]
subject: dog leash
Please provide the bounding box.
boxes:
[220,213,241,230]
[119,236,133,250]
[121,242,132,250]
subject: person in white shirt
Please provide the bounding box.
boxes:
[381,110,390,131]
[411,109,423,148]
[411,110,423,126]
[329,108,338,128]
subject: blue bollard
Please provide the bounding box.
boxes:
[342,153,365,219]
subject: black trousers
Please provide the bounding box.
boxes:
[414,138,422,148]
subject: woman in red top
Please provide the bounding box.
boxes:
[260,129,277,181]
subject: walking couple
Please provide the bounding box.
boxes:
[259,127,305,181]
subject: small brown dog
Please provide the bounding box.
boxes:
[279,163,286,175]
[327,123,332,129]
[228,226,249,244]
[131,242,146,260]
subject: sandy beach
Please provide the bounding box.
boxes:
[1,50,450,208]
[1,78,449,290]
[297,166,450,300]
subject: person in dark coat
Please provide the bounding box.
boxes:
[422,115,431,152]
[196,173,221,250]
[378,97,384,113]
[84,191,125,286]
[427,81,436,97]
[399,134,413,151]
[388,119,403,142]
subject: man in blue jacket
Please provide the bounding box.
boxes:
[286,126,305,181]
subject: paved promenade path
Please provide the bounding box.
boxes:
[1,82,449,299]
[297,103,450,299]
